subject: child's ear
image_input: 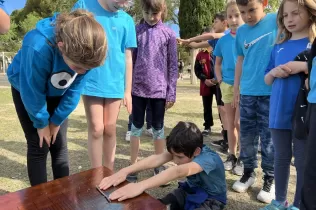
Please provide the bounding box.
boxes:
[263,0,269,8]
[194,147,202,156]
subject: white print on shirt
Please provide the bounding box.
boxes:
[51,72,78,90]
[244,32,273,49]
[277,48,284,53]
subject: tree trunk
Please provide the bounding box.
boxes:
[190,49,198,85]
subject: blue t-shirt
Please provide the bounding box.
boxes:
[236,13,278,96]
[213,34,236,85]
[73,0,137,98]
[0,0,26,15]
[7,14,90,129]
[266,38,310,129]
[308,57,316,103]
[187,145,227,204]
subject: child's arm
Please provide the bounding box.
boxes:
[284,61,308,74]
[194,57,207,81]
[0,8,10,34]
[123,48,133,114]
[188,41,212,49]
[215,57,223,84]
[165,33,178,109]
[179,33,225,44]
[108,162,204,201]
[264,49,277,85]
[233,56,243,108]
[99,152,173,190]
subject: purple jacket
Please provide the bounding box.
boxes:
[132,21,178,102]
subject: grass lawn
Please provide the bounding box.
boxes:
[0,80,297,209]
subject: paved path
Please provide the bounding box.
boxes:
[0,74,9,87]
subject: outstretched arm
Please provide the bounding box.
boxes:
[0,8,10,34]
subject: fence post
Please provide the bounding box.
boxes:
[2,52,5,74]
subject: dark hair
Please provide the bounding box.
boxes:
[236,0,263,6]
[141,0,167,22]
[214,11,227,21]
[166,122,203,158]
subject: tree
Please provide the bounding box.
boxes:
[266,0,280,12]
[178,0,225,39]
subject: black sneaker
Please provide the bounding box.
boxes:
[211,139,224,146]
[232,171,256,193]
[202,129,210,136]
[154,165,166,176]
[223,154,237,171]
[220,142,229,153]
[126,172,138,183]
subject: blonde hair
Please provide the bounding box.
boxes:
[141,0,168,22]
[226,0,238,13]
[55,9,107,69]
[276,0,316,44]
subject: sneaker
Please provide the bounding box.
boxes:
[257,176,275,203]
[220,142,229,153]
[259,200,287,210]
[154,165,166,176]
[287,205,299,210]
[126,172,138,183]
[202,129,210,136]
[144,128,153,137]
[232,159,244,176]
[232,171,256,193]
[211,139,224,146]
[125,131,131,141]
[224,154,237,171]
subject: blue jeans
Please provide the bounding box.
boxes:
[239,95,274,176]
[271,129,305,208]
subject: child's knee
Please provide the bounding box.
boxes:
[104,123,116,137]
[90,124,104,139]
[131,124,143,137]
[152,127,164,140]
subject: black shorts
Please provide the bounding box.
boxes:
[210,85,224,106]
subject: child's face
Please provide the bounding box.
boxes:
[227,5,244,32]
[282,1,310,34]
[212,18,227,33]
[142,10,163,25]
[104,0,129,12]
[237,0,266,26]
[170,148,201,165]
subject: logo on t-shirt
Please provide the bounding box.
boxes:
[244,32,273,49]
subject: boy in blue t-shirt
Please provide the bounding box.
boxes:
[98,121,227,210]
[232,0,277,203]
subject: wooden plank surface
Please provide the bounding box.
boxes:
[0,167,166,210]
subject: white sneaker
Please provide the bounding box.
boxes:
[125,131,131,141]
[232,159,244,176]
[145,128,153,137]
[223,154,237,171]
[257,176,275,203]
[232,172,256,193]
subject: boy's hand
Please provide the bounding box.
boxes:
[177,38,191,45]
[49,123,60,145]
[109,183,144,201]
[123,92,132,114]
[165,101,174,110]
[205,79,215,87]
[37,126,51,148]
[270,66,290,78]
[99,170,128,190]
[232,87,240,108]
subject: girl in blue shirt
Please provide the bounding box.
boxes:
[263,0,316,209]
[73,0,137,170]
[7,10,107,186]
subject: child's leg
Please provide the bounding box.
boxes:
[234,104,240,152]
[301,104,316,210]
[46,97,69,180]
[202,95,213,131]
[102,98,121,170]
[257,96,274,177]
[196,199,225,210]
[145,101,152,130]
[149,98,166,155]
[224,103,237,156]
[11,87,49,186]
[270,129,292,204]
[128,114,133,132]
[130,95,147,164]
[83,96,105,168]
[159,188,186,210]
[292,137,306,207]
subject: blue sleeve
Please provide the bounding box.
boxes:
[213,38,222,58]
[193,152,217,175]
[235,30,244,56]
[72,0,85,10]
[265,46,276,75]
[19,47,51,129]
[50,73,88,126]
[208,40,215,49]
[125,16,137,48]
[0,2,9,15]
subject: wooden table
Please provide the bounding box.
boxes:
[0,167,166,210]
